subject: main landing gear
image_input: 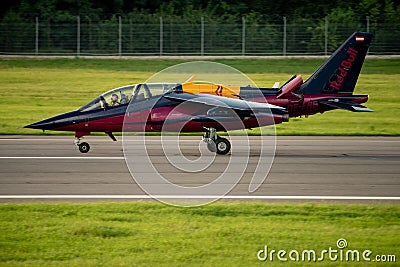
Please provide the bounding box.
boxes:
[202,127,231,155]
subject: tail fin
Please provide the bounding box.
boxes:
[300,31,373,94]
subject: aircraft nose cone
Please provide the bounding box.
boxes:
[24,110,80,130]
[24,122,38,129]
[24,119,55,130]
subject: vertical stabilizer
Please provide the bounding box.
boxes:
[301,31,373,94]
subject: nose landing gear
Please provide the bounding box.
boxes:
[74,132,117,153]
[78,142,90,153]
[74,137,90,153]
[202,127,231,155]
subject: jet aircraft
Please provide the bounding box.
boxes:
[25,31,373,155]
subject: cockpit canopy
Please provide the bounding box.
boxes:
[79,83,179,112]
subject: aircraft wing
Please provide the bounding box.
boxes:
[319,99,373,112]
[164,92,285,112]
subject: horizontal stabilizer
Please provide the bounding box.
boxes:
[319,100,373,112]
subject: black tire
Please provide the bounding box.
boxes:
[78,142,90,153]
[206,141,216,152]
[215,138,231,155]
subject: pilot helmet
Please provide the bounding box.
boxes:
[111,94,119,102]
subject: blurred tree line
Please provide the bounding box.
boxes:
[1,0,399,24]
[0,0,398,55]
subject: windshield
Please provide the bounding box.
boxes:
[79,85,133,112]
[79,83,179,112]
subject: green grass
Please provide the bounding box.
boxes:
[1,58,399,74]
[0,202,398,266]
[0,58,399,135]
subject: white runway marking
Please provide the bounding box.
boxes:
[0,157,124,160]
[0,138,399,143]
[0,195,399,200]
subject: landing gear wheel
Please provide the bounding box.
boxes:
[78,142,90,153]
[206,141,216,152]
[202,127,230,155]
[215,138,231,155]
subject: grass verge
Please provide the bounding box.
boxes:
[0,202,398,266]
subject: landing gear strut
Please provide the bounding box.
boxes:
[202,127,231,155]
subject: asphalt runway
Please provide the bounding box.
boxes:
[0,135,399,203]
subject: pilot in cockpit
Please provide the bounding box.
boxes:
[110,94,120,107]
[120,93,129,104]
